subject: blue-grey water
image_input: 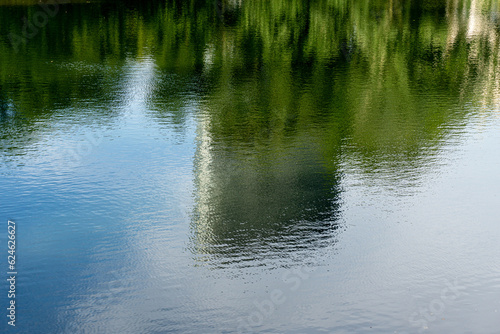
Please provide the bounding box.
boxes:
[0,0,499,333]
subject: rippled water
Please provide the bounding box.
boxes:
[1,0,499,333]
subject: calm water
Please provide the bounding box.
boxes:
[1,0,500,333]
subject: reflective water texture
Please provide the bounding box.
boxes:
[1,0,500,333]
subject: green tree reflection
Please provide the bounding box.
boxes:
[1,0,499,265]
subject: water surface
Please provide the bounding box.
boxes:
[0,0,499,333]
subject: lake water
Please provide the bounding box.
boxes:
[1,0,499,333]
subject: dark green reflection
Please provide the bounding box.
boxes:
[186,0,500,264]
[191,115,342,266]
